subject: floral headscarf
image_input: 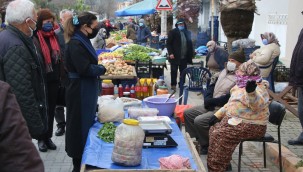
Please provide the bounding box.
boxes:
[261,32,280,46]
[236,59,262,88]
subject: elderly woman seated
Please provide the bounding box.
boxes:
[249,32,280,78]
[207,60,270,172]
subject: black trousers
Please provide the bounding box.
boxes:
[72,158,81,172]
[55,105,66,128]
[170,61,187,86]
[38,82,59,140]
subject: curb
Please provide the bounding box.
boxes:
[248,142,303,172]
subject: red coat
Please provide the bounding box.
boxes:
[0,81,44,172]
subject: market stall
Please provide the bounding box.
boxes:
[98,44,166,80]
[80,118,206,172]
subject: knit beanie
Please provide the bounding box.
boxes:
[229,48,246,63]
[176,18,185,25]
[37,9,55,30]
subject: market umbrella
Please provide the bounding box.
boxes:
[115,0,158,16]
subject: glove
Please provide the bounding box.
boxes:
[245,80,257,93]
[204,98,215,111]
[208,115,220,126]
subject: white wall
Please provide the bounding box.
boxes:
[285,0,303,67]
[218,0,290,64]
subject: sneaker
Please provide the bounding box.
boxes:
[38,140,47,152]
[288,139,303,145]
[55,127,65,136]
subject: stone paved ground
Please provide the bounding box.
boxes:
[35,63,301,172]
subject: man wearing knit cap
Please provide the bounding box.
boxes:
[167,18,194,90]
[184,49,245,158]
[136,18,151,46]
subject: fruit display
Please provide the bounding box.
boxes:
[98,52,124,62]
[104,60,134,76]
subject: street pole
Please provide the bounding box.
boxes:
[211,0,214,40]
[161,10,167,36]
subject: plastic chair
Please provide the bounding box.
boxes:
[178,67,211,105]
[263,56,279,92]
[238,101,286,172]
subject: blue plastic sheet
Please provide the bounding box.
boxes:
[82,119,198,170]
[115,0,158,17]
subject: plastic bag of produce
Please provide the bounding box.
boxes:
[112,119,145,166]
[98,97,124,122]
[128,107,159,119]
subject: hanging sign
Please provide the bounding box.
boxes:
[156,0,173,10]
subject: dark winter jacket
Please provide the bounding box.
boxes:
[206,47,229,71]
[0,25,48,139]
[64,31,106,158]
[136,25,151,43]
[33,33,61,83]
[289,28,303,87]
[0,81,44,172]
[167,24,194,65]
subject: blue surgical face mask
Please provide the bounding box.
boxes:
[42,22,53,32]
[262,39,268,45]
[139,23,144,27]
[178,26,185,30]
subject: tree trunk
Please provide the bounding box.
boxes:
[220,9,254,53]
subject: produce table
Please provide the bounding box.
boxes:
[100,66,137,80]
[80,118,206,172]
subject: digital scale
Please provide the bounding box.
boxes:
[139,120,178,148]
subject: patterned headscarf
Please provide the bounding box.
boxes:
[236,59,262,88]
[261,32,280,46]
[206,40,217,53]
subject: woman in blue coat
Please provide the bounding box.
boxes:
[63,12,106,172]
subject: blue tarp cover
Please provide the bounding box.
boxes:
[82,118,198,170]
[115,0,158,16]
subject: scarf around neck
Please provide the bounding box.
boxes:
[37,30,60,73]
[72,30,98,61]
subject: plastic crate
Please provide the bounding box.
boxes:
[96,49,111,55]
[135,60,152,78]
[274,65,290,82]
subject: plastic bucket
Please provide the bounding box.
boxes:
[143,97,177,117]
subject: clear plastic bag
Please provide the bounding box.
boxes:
[112,119,145,166]
[98,97,124,123]
[128,107,159,119]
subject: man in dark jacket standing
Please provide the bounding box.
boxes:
[288,27,303,145]
[167,18,193,90]
[0,0,48,139]
[53,9,73,137]
[136,18,151,46]
[0,81,44,172]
